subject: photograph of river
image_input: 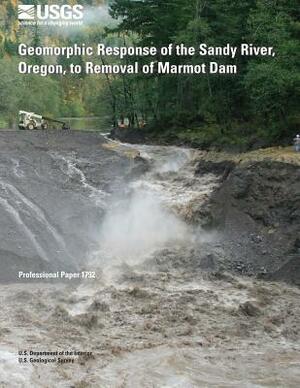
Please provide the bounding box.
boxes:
[0,0,299,387]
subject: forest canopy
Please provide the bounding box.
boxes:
[0,0,299,148]
[106,0,300,147]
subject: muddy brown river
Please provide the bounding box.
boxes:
[0,131,299,387]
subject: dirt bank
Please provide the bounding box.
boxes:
[0,130,130,282]
[110,127,300,285]
[0,130,299,386]
[193,157,300,285]
[2,130,297,287]
[109,126,296,152]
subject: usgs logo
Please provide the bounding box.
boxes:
[18,4,84,21]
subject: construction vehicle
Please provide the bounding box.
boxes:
[18,111,70,130]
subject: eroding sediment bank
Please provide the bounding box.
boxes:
[192,157,300,285]
[0,130,299,386]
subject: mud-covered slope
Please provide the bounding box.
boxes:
[0,131,298,284]
[0,131,130,282]
[196,160,300,284]
[0,133,299,386]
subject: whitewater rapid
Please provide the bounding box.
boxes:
[0,133,299,387]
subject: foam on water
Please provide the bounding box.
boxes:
[0,350,33,387]
[93,140,218,269]
[1,138,299,387]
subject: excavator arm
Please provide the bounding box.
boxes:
[42,116,70,130]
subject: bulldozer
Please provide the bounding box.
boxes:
[18,111,70,130]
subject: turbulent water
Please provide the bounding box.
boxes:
[0,132,299,387]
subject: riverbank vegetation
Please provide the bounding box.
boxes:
[0,0,110,126]
[106,0,299,148]
[0,0,299,149]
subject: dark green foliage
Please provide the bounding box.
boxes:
[0,0,298,145]
[108,0,300,146]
